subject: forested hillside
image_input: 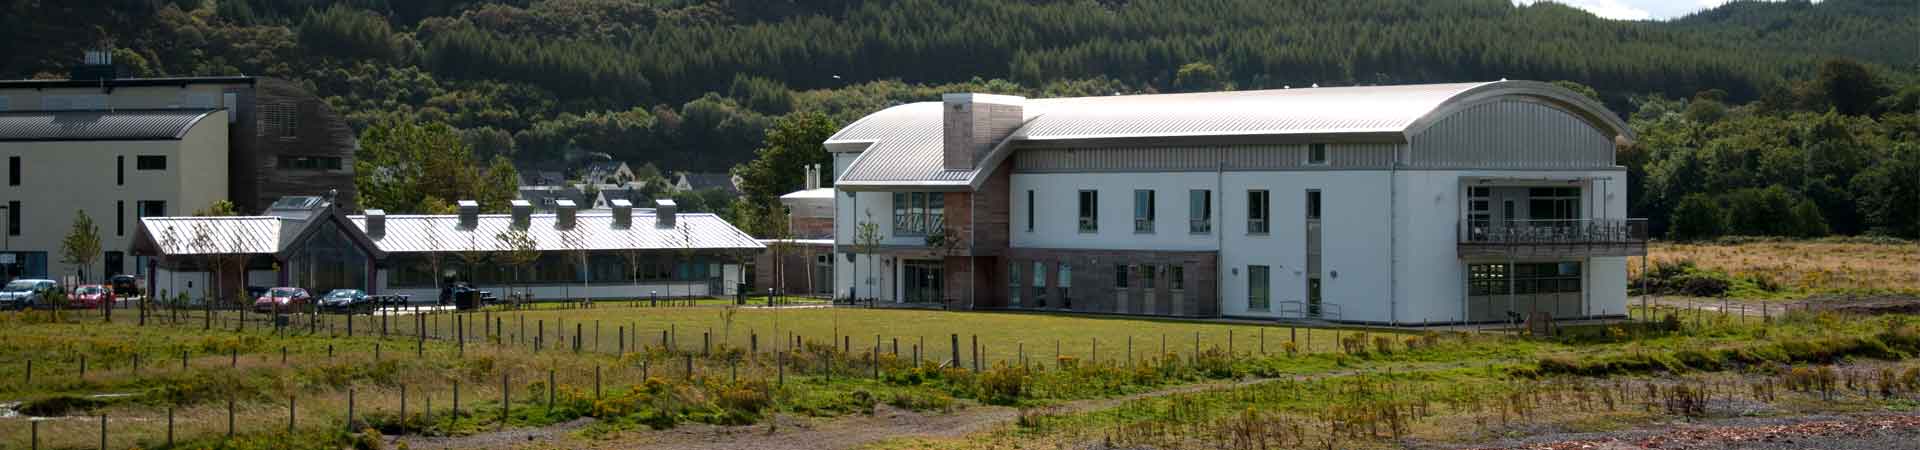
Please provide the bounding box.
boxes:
[0,0,1913,237]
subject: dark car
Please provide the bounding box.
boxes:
[252,287,312,313]
[318,289,374,313]
[109,275,142,298]
[441,282,495,310]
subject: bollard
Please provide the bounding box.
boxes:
[703,331,712,356]
[500,373,509,430]
[347,389,355,431]
[595,366,602,400]
[289,396,296,433]
[548,369,556,411]
[99,414,106,450]
[951,334,961,368]
[30,418,37,450]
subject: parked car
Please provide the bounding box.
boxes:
[252,287,312,313]
[441,282,496,310]
[69,285,115,309]
[0,279,60,310]
[318,289,373,313]
[109,275,142,298]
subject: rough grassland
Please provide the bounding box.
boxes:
[1634,239,1920,297]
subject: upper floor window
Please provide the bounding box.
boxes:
[1025,190,1035,232]
[279,155,343,171]
[890,192,944,236]
[1133,189,1155,233]
[1189,189,1212,234]
[7,156,17,186]
[1307,190,1322,220]
[263,102,299,140]
[1247,190,1270,234]
[136,155,166,171]
[1077,190,1099,233]
[1307,143,1328,165]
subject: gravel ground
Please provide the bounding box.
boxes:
[1458,413,1920,450]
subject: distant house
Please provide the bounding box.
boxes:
[519,170,567,188]
[672,172,742,194]
[580,161,635,185]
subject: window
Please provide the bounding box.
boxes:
[264,102,298,139]
[1470,262,1583,295]
[1141,264,1156,289]
[1032,261,1048,308]
[1008,263,1023,307]
[279,156,343,171]
[1025,190,1035,232]
[1307,190,1322,220]
[1058,263,1073,308]
[1114,264,1130,288]
[116,155,124,185]
[1133,189,1155,233]
[890,192,945,236]
[1247,190,1270,234]
[136,201,166,219]
[1307,143,1328,165]
[116,201,124,236]
[1077,190,1098,233]
[5,201,16,235]
[1528,187,1581,221]
[1249,265,1271,311]
[1170,265,1185,290]
[7,156,17,185]
[1189,189,1212,233]
[104,251,125,277]
[136,155,166,171]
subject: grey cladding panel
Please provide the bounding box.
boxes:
[1410,100,1615,169]
[1013,144,1402,172]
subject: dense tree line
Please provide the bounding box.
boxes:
[0,0,1911,237]
[1628,60,1919,239]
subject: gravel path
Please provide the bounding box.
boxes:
[1459,413,1920,450]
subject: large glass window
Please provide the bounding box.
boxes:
[1058,263,1073,308]
[891,192,945,236]
[1470,262,1582,295]
[1189,189,1211,234]
[1133,189,1155,233]
[1114,264,1130,288]
[1248,265,1270,311]
[1306,190,1322,220]
[1032,261,1048,307]
[1528,187,1581,221]
[1247,190,1270,234]
[1008,262,1022,307]
[1078,190,1098,233]
[1141,264,1156,289]
[1170,265,1185,290]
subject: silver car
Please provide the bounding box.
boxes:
[0,279,60,310]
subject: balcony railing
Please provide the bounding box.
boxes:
[1461,218,1649,245]
[1189,218,1212,234]
[1134,218,1154,233]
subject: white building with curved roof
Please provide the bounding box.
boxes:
[827,81,1646,325]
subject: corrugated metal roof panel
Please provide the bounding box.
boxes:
[0,109,221,141]
[138,217,283,255]
[349,212,764,254]
[828,82,1536,185]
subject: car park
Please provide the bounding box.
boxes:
[0,279,61,310]
[252,287,312,313]
[69,284,115,309]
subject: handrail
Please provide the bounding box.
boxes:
[1461,218,1648,244]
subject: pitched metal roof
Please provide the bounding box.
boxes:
[349,212,764,254]
[137,217,284,255]
[0,109,222,141]
[825,80,1631,189]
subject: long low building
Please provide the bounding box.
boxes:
[130,194,761,304]
[825,80,1647,325]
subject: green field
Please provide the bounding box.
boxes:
[4,301,1920,449]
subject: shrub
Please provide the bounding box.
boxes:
[977,363,1029,405]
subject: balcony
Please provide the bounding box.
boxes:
[1458,218,1648,259]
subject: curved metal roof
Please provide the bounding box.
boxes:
[826,80,1630,189]
[0,109,222,141]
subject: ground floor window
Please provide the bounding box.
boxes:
[1008,262,1022,307]
[1032,261,1048,308]
[1248,265,1270,311]
[1469,262,1582,296]
[1059,263,1073,308]
[1170,265,1184,290]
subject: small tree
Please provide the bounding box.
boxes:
[924,226,966,309]
[853,212,884,304]
[455,231,491,303]
[60,210,103,284]
[495,229,541,306]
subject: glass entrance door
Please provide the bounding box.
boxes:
[903,260,943,304]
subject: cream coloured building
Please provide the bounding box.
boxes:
[0,108,229,281]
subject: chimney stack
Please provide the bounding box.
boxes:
[365,209,386,238]
[942,93,1025,170]
[554,199,577,230]
[610,199,634,228]
[654,199,677,229]
[510,199,532,229]
[457,201,480,229]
